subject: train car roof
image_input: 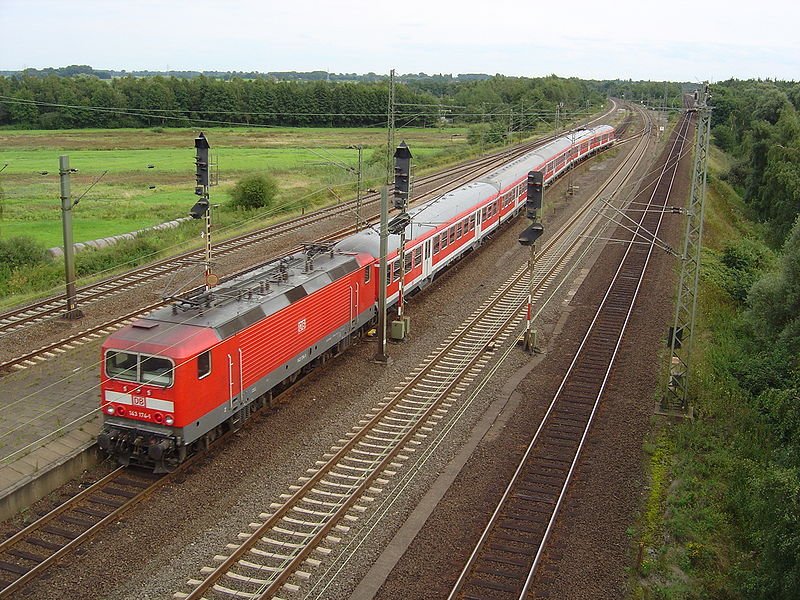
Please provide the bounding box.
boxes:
[336,125,615,258]
[336,180,497,258]
[103,321,220,359]
[479,126,613,191]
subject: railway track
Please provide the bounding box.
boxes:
[446,110,692,600]
[171,107,651,600]
[0,467,163,598]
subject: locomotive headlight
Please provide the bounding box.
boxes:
[165,415,175,426]
[104,405,116,415]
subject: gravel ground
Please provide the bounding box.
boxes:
[4,110,649,600]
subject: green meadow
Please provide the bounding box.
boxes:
[0,126,469,247]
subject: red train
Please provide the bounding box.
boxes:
[98,125,615,471]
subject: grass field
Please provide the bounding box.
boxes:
[0,126,470,247]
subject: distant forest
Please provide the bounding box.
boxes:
[0,65,683,130]
[0,64,494,83]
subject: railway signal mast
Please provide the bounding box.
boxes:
[661,84,712,414]
[389,141,413,340]
[190,132,217,292]
[519,170,545,352]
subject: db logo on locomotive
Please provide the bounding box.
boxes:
[132,395,146,407]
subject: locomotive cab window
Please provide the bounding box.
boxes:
[198,350,211,379]
[106,350,138,382]
[140,355,173,387]
[106,351,173,387]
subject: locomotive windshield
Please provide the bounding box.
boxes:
[106,351,138,382]
[105,350,174,387]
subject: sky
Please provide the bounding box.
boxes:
[1,0,798,82]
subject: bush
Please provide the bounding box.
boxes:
[0,236,50,270]
[229,174,279,210]
[0,237,56,299]
[467,122,509,146]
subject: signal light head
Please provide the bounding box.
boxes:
[190,198,209,219]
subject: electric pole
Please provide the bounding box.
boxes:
[59,156,82,319]
[374,186,390,363]
[662,84,712,414]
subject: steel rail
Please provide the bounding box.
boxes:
[0,467,163,598]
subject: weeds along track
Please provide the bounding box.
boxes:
[172,108,649,600]
[447,111,692,600]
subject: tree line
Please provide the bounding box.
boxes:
[0,71,679,133]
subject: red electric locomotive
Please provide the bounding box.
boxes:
[99,125,615,471]
[99,246,378,471]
